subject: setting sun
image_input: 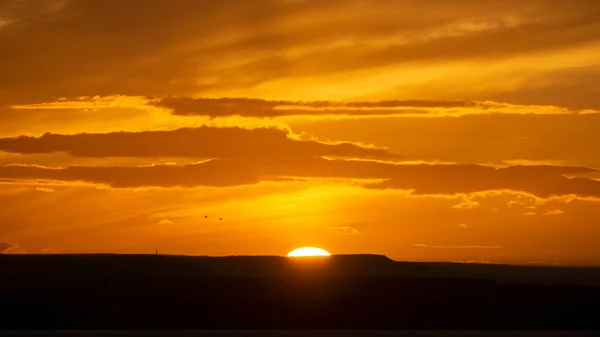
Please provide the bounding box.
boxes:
[287,247,331,257]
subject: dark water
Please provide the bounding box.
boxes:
[0,332,598,337]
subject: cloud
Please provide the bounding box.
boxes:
[525,212,537,216]
[452,197,481,209]
[12,96,593,120]
[327,226,360,235]
[0,242,18,254]
[288,114,600,170]
[0,161,262,188]
[1,158,599,201]
[10,95,151,111]
[0,0,68,29]
[1,0,599,106]
[36,186,55,193]
[0,126,396,159]
[146,97,591,118]
[413,244,503,249]
[544,209,565,216]
[453,260,493,264]
[361,163,600,198]
[16,95,591,119]
[41,246,59,254]
[457,224,468,228]
[158,219,174,225]
[481,65,600,110]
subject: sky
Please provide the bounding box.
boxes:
[1,0,600,265]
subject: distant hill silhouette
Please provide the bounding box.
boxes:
[2,254,599,285]
[1,254,600,330]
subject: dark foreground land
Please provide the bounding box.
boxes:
[0,331,599,337]
[1,254,600,330]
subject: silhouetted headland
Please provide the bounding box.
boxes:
[1,254,599,330]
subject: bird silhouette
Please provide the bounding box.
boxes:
[219,217,223,220]
[204,215,208,219]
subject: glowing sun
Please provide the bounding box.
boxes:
[287,247,331,257]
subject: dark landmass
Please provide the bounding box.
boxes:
[0,331,599,337]
[1,254,600,330]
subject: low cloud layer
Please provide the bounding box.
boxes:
[150,97,475,117]
[35,186,55,193]
[0,242,18,254]
[414,244,503,249]
[150,97,589,117]
[0,127,395,159]
[544,209,565,216]
[13,96,589,118]
[1,158,598,199]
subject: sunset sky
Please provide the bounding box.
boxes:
[1,0,600,265]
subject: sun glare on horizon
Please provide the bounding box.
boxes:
[287,247,331,257]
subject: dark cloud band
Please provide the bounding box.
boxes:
[149,97,474,117]
[0,127,396,159]
[1,158,598,199]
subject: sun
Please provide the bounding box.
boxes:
[287,247,331,257]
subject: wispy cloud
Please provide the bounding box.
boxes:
[452,197,481,209]
[453,260,493,264]
[13,96,594,118]
[413,244,503,249]
[150,97,587,118]
[1,0,599,111]
[41,246,59,254]
[327,226,360,235]
[0,242,19,254]
[544,209,565,216]
[10,95,151,111]
[36,186,55,193]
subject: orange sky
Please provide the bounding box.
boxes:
[1,0,600,265]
